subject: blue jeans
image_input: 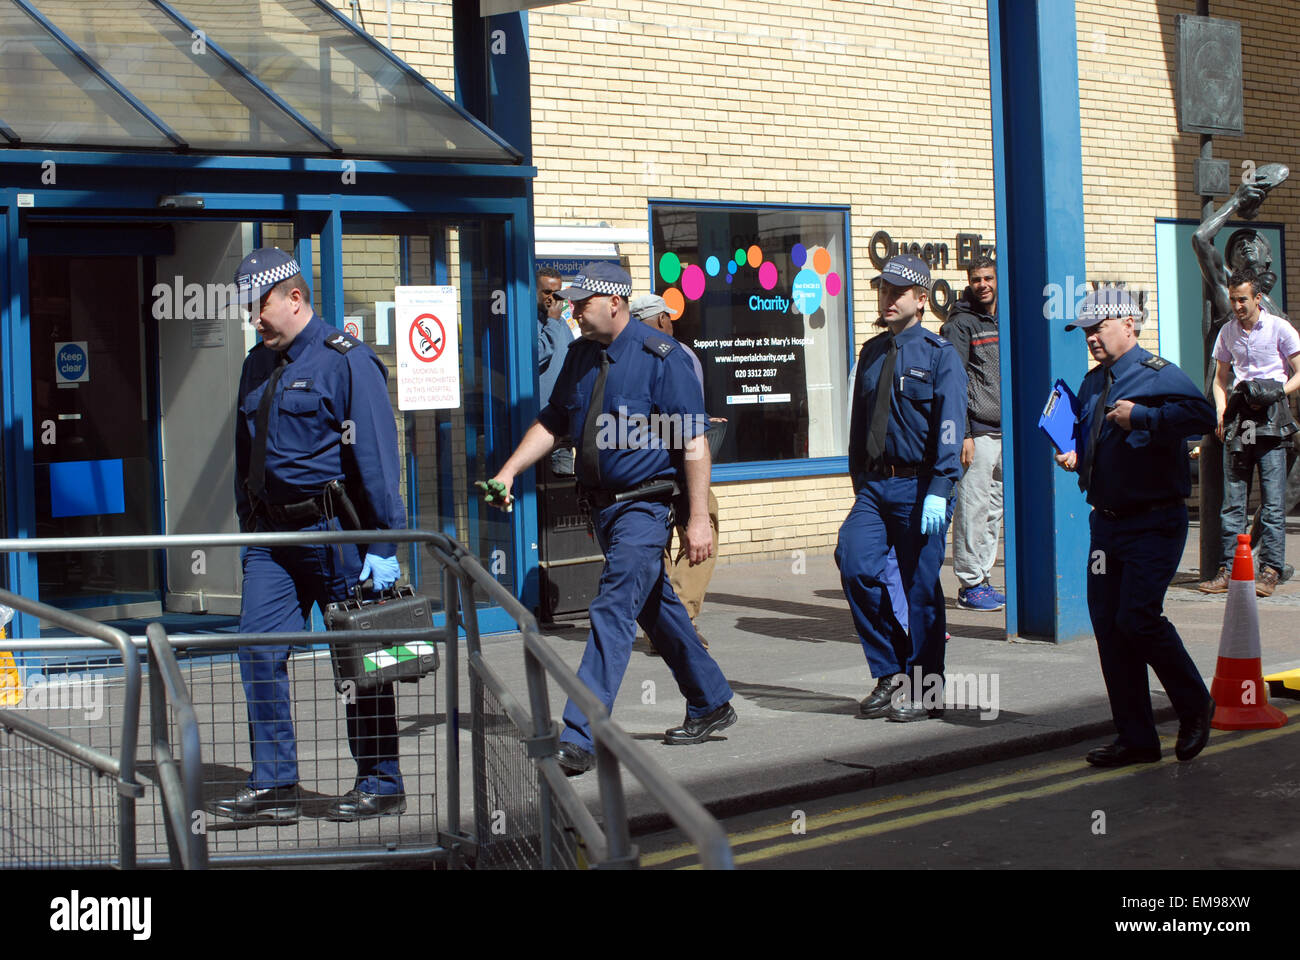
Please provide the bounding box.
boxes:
[1220,441,1287,572]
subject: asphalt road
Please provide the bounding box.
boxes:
[639,700,1300,872]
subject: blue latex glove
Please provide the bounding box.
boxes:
[920,495,947,536]
[360,553,401,591]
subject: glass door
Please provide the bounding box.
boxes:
[337,217,516,606]
[29,253,160,614]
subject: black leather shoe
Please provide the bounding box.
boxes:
[1085,743,1162,768]
[664,702,737,744]
[206,784,301,822]
[556,742,596,776]
[885,702,942,722]
[1176,697,1215,761]
[859,676,901,718]
[325,788,407,821]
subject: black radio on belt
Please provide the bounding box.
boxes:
[324,584,439,693]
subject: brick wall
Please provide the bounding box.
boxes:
[527,0,997,562]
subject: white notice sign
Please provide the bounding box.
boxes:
[395,286,460,411]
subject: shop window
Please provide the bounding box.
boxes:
[650,202,851,475]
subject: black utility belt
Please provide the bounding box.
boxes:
[1095,497,1184,521]
[578,478,679,511]
[263,495,326,526]
[864,462,923,479]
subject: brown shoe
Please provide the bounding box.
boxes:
[1198,567,1230,594]
[1257,566,1280,598]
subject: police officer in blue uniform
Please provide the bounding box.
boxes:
[1055,288,1217,767]
[837,254,967,722]
[207,248,409,821]
[485,262,735,775]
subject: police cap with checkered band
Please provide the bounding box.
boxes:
[235,247,303,307]
[555,261,633,301]
[876,253,932,292]
[1065,287,1142,331]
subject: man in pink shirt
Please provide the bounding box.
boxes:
[1199,268,1300,597]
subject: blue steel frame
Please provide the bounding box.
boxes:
[987,0,1090,642]
[0,149,537,638]
[646,198,855,483]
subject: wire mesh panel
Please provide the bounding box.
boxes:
[0,726,121,869]
[135,641,440,864]
[0,650,135,868]
[473,681,580,870]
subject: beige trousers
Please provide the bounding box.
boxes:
[666,489,720,620]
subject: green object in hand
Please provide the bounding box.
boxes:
[475,479,512,511]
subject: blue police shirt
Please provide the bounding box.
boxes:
[537,319,707,491]
[847,321,968,499]
[1075,345,1215,512]
[235,312,406,556]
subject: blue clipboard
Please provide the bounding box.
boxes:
[1039,379,1080,454]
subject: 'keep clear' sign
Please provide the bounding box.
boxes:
[395,286,460,411]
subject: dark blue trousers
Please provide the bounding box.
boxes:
[836,477,951,681]
[561,499,733,751]
[1087,505,1209,750]
[238,518,403,794]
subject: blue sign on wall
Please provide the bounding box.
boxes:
[54,341,89,384]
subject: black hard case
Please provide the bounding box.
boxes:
[324,585,439,693]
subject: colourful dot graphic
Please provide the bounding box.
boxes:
[681,264,707,301]
[662,287,685,318]
[727,261,737,275]
[792,243,807,267]
[734,248,746,266]
[705,255,720,276]
[726,275,733,284]
[758,261,778,290]
[659,252,682,284]
[812,248,831,275]
[792,267,823,315]
[826,271,842,297]
[747,245,762,268]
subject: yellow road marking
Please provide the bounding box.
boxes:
[684,716,1300,869]
[640,750,1107,868]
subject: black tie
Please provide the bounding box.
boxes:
[248,351,289,501]
[1080,367,1113,492]
[580,348,610,487]
[865,338,897,468]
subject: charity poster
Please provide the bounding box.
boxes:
[649,204,851,463]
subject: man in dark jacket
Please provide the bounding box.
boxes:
[940,257,1005,611]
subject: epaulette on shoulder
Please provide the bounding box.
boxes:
[1141,355,1171,371]
[923,328,951,348]
[643,331,678,359]
[324,331,361,354]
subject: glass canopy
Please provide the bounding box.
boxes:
[0,0,521,162]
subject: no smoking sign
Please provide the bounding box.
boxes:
[395,286,459,410]
[409,313,446,363]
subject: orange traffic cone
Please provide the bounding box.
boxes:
[1209,534,1287,730]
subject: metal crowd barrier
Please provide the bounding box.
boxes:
[449,546,734,870]
[0,586,143,869]
[144,623,206,870]
[0,530,732,870]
